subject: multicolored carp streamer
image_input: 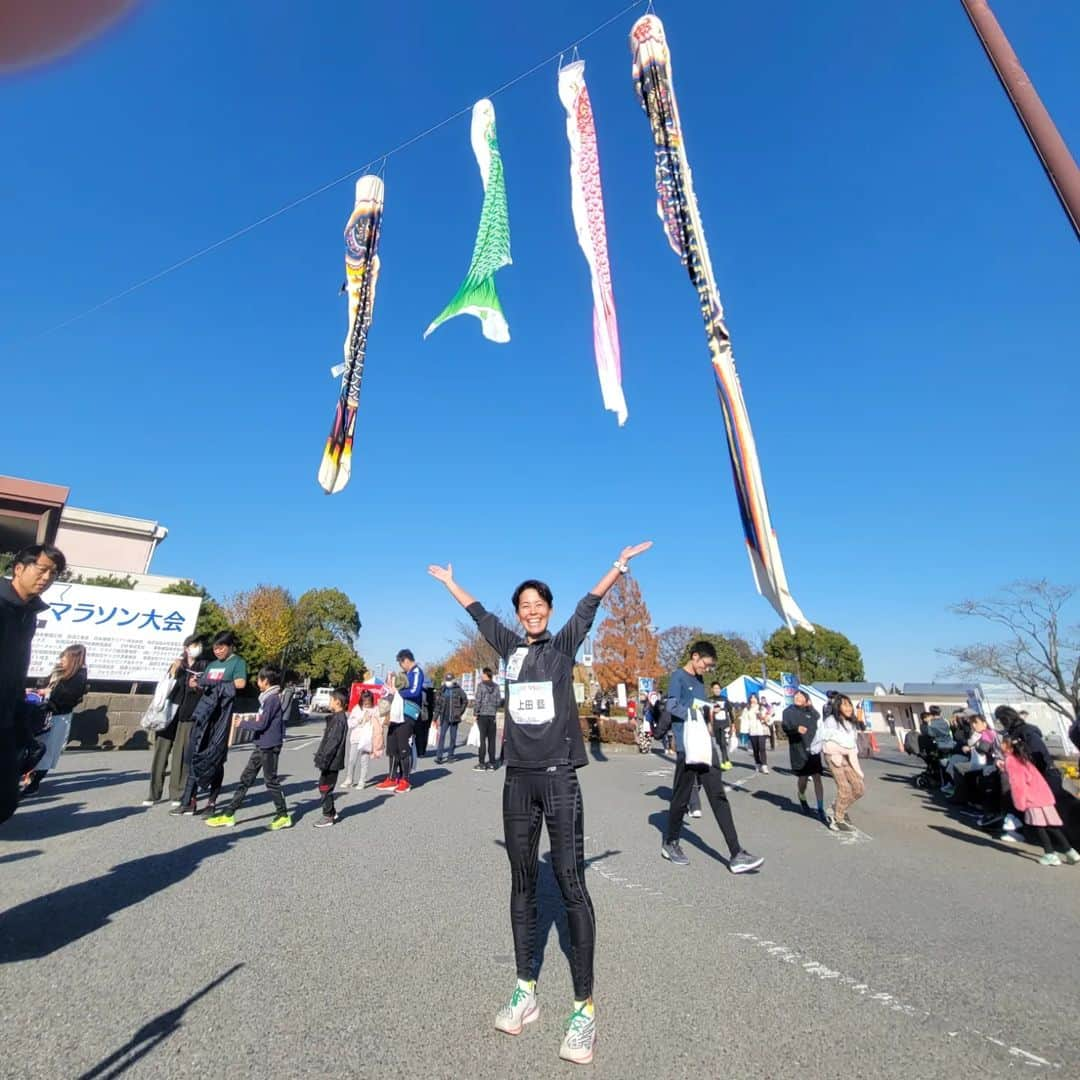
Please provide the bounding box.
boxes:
[558,58,627,426]
[424,99,512,343]
[318,174,384,495]
[630,15,811,632]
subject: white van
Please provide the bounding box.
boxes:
[310,686,334,713]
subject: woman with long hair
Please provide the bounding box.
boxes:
[818,694,864,831]
[24,643,87,794]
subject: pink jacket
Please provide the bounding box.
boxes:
[1003,754,1053,813]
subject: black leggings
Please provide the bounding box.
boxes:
[666,753,741,856]
[1033,825,1071,855]
[503,766,595,1000]
[477,715,497,765]
[386,720,413,780]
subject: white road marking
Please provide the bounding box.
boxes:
[730,933,1059,1070]
[578,831,1059,1070]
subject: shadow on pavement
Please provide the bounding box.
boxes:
[40,770,147,796]
[337,793,394,820]
[751,789,818,818]
[2,802,142,842]
[76,963,243,1079]
[927,824,1039,861]
[646,809,730,867]
[0,849,42,864]
[0,830,260,962]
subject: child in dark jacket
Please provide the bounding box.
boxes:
[313,690,349,827]
[206,665,291,831]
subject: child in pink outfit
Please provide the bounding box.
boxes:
[1001,735,1078,867]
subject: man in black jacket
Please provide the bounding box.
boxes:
[0,544,66,825]
[782,690,825,820]
[473,667,501,771]
[434,674,469,764]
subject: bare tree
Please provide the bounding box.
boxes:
[940,580,1079,723]
[657,625,703,674]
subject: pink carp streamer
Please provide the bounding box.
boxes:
[558,59,627,426]
[630,14,810,632]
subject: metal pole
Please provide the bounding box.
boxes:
[960,0,1080,241]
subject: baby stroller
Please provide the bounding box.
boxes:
[904,723,955,789]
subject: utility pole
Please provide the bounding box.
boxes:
[960,0,1080,241]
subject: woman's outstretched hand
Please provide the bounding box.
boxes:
[427,563,454,586]
[620,541,653,563]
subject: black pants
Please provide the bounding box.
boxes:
[477,715,497,765]
[503,766,595,1000]
[318,769,338,817]
[225,747,286,817]
[386,720,413,780]
[750,735,768,767]
[666,752,741,857]
[0,726,20,826]
[414,719,432,756]
[713,723,730,765]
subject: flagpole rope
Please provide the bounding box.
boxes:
[16,0,650,344]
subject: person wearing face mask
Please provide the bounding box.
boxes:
[428,542,652,1068]
[145,634,207,807]
[434,673,469,764]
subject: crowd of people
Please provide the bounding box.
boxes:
[3,540,1079,1069]
[907,703,1079,866]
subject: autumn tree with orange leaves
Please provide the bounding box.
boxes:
[593,574,663,691]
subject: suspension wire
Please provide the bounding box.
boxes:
[16,0,650,344]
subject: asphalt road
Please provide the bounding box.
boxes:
[1,728,1076,1079]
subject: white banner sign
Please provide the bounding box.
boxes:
[28,581,202,682]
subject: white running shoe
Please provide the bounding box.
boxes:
[1003,813,1023,832]
[495,984,539,1036]
[761,765,770,775]
[559,1005,596,1065]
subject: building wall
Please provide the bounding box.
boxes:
[54,523,156,575]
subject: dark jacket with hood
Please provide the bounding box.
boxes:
[436,682,469,724]
[238,687,285,751]
[0,578,48,738]
[314,710,348,772]
[188,680,238,786]
[782,702,820,772]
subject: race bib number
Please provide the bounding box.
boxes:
[508,681,555,726]
[505,647,529,681]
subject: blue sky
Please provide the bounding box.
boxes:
[2,0,1077,681]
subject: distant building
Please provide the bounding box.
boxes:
[0,473,180,589]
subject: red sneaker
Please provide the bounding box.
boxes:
[375,777,397,791]
[394,779,411,794]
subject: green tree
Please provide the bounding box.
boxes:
[292,587,364,685]
[161,581,231,641]
[305,640,367,687]
[762,624,865,683]
[675,633,747,687]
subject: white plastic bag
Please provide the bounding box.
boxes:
[684,699,713,766]
[388,689,404,724]
[140,675,177,732]
[466,722,481,748]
